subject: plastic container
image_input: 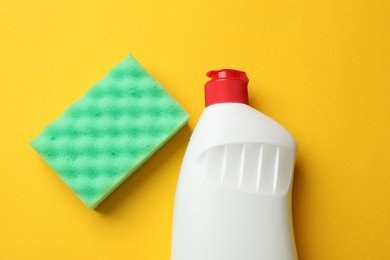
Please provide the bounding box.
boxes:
[171,69,298,260]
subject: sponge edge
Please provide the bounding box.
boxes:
[30,55,189,209]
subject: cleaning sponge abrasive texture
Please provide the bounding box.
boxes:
[31,55,189,209]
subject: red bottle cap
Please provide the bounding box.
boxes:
[205,69,249,107]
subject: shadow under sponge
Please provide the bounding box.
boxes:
[30,55,189,209]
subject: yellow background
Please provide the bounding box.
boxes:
[1,0,389,259]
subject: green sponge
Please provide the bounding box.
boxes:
[30,55,189,209]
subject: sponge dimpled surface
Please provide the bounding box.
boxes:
[31,55,189,209]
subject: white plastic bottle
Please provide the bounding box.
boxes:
[171,69,298,260]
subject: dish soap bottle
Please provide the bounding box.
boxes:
[171,69,298,260]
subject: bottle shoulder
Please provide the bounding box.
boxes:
[189,103,297,153]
